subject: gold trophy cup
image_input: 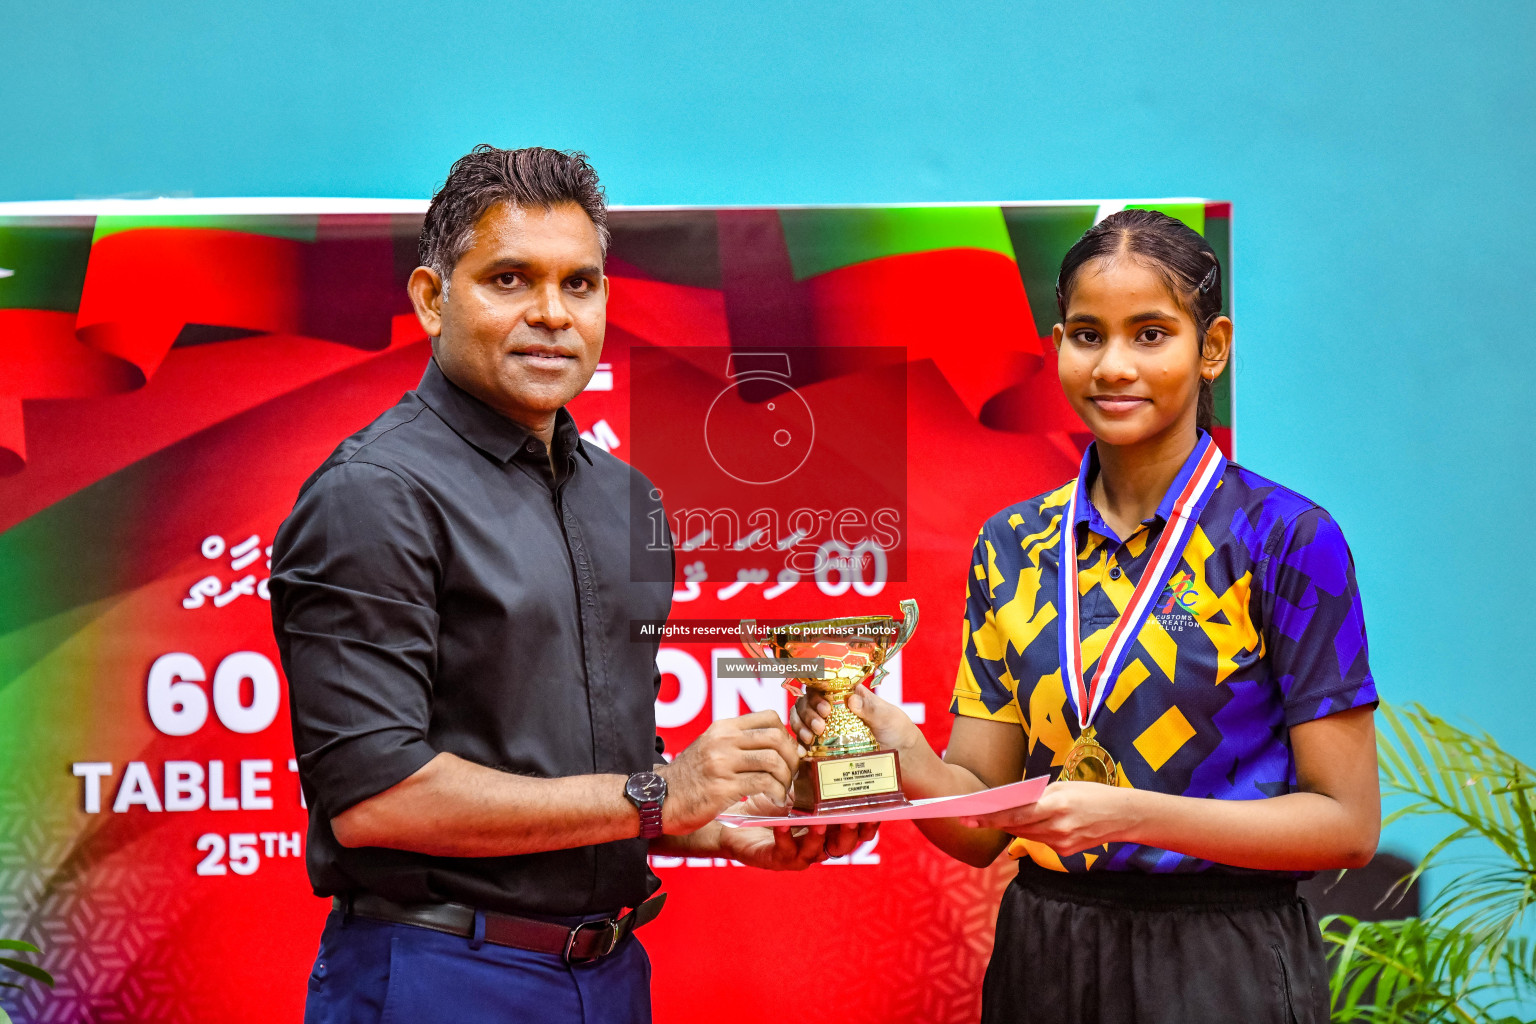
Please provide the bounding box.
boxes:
[740,599,918,814]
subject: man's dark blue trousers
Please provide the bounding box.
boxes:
[303,909,653,1023]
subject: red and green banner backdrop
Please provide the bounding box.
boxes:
[0,198,1232,1024]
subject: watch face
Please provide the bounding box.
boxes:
[627,772,666,803]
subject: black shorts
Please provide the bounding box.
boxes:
[981,861,1330,1024]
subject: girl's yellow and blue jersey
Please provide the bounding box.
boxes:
[951,445,1377,874]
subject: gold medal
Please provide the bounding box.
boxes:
[1060,726,1118,786]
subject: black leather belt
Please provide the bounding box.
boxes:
[335,891,667,963]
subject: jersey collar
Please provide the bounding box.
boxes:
[1073,430,1217,546]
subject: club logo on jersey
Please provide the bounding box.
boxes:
[1154,571,1199,631]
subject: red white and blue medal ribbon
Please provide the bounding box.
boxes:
[1057,433,1227,731]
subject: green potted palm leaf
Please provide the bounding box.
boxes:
[0,940,54,1024]
[1326,703,1536,1023]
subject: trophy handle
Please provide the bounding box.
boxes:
[891,599,920,656]
[738,619,767,660]
[868,599,919,690]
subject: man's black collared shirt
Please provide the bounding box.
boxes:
[270,358,672,917]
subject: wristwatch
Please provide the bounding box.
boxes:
[624,771,667,839]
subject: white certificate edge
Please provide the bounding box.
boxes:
[715,775,1049,828]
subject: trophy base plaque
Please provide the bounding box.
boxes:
[791,748,909,815]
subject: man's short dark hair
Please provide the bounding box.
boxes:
[418,145,609,280]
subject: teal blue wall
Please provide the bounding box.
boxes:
[5,2,1534,861]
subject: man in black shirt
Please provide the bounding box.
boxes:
[271,147,867,1024]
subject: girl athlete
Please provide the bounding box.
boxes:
[792,209,1379,1024]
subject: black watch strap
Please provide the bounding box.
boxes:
[636,801,663,839]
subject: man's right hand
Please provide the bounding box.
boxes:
[658,711,799,834]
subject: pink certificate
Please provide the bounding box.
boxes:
[716,776,1049,828]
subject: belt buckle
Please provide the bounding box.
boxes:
[563,917,619,963]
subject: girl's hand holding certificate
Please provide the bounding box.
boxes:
[959,781,1143,858]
